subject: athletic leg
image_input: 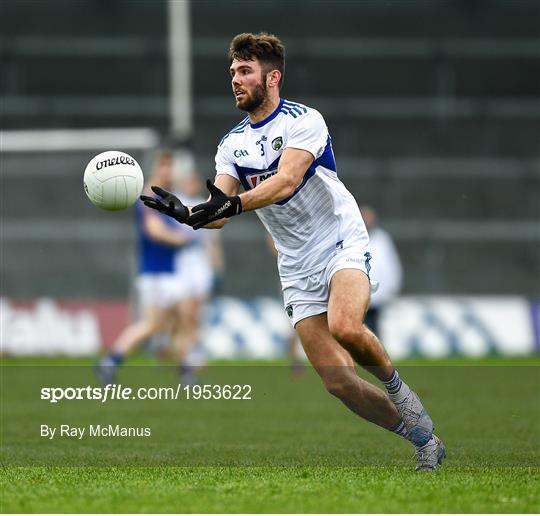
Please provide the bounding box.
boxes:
[295,313,402,431]
[327,268,434,446]
[171,297,204,362]
[327,269,393,378]
[96,304,173,385]
[171,296,206,384]
[287,331,305,377]
[113,304,173,355]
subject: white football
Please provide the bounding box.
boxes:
[83,151,144,211]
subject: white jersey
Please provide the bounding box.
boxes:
[215,98,369,280]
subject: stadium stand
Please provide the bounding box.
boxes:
[1,0,539,297]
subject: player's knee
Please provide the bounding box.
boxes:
[322,371,358,400]
[329,319,368,348]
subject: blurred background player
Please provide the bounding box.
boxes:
[168,170,224,383]
[360,205,403,337]
[96,150,221,385]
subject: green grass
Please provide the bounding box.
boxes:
[1,356,539,513]
[3,466,538,513]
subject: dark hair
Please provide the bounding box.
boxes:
[228,32,285,87]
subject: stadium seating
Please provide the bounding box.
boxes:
[1,0,538,297]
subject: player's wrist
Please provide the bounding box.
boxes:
[187,180,241,229]
[229,195,242,217]
[213,195,241,220]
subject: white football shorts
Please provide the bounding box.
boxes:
[137,273,185,308]
[173,244,213,300]
[281,243,376,327]
[137,246,213,308]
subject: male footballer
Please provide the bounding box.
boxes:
[142,32,445,471]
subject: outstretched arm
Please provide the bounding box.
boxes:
[187,148,313,229]
[141,175,241,230]
[201,174,241,229]
[239,147,314,211]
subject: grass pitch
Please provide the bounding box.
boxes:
[1,356,539,513]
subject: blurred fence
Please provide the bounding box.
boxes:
[1,0,539,300]
[1,296,537,358]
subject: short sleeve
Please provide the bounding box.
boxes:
[284,110,328,160]
[215,141,240,180]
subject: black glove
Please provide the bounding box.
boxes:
[140,186,189,224]
[187,180,242,230]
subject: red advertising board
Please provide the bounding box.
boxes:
[1,298,130,355]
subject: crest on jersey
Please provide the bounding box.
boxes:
[272,136,283,151]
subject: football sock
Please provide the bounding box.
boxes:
[391,420,410,440]
[109,353,124,366]
[179,364,197,386]
[383,369,411,403]
[179,363,192,374]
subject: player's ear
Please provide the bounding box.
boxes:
[267,70,281,88]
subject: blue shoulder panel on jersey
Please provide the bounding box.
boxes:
[280,100,308,119]
[315,135,337,173]
[219,117,250,146]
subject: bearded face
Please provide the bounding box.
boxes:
[230,59,270,113]
[236,80,267,112]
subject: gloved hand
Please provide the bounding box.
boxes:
[140,186,189,224]
[187,180,242,230]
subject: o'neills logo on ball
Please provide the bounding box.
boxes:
[96,155,135,170]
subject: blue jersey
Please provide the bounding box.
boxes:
[135,201,179,274]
